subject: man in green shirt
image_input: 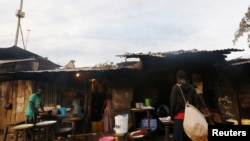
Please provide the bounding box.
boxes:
[25,86,45,124]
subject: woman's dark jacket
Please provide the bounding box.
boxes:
[170,83,198,118]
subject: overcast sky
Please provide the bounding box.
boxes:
[0,0,249,67]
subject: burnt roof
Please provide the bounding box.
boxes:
[117,48,243,58]
[0,48,245,83]
[116,48,244,70]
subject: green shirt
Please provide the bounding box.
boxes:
[25,93,42,116]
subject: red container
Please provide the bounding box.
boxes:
[99,136,115,141]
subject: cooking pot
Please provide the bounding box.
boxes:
[51,108,60,115]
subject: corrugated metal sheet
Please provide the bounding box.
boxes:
[228,58,250,66]
[0,48,245,75]
[0,46,61,69]
[0,58,36,64]
[116,48,243,58]
[114,48,245,69]
[0,62,138,75]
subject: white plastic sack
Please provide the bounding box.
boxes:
[183,103,208,141]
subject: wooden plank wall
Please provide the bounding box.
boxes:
[0,80,86,130]
[0,80,33,130]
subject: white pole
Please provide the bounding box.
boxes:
[14,0,24,46]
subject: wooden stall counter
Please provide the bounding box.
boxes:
[13,123,34,141]
[2,120,25,141]
[159,117,174,141]
[131,107,155,130]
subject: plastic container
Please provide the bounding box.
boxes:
[91,121,98,132]
[60,107,67,116]
[135,103,143,108]
[51,108,60,115]
[114,114,128,134]
[141,118,157,131]
[241,119,250,125]
[97,120,104,132]
[99,136,115,141]
[145,98,151,106]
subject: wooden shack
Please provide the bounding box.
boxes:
[1,47,250,134]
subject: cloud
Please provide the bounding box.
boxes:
[0,0,249,67]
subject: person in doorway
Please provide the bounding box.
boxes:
[103,98,113,132]
[194,86,209,116]
[25,86,45,124]
[170,70,198,141]
[194,86,211,125]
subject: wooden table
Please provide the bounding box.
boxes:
[2,120,25,141]
[52,114,70,125]
[131,108,154,130]
[12,123,34,141]
[63,117,83,135]
[159,119,173,141]
[35,120,57,141]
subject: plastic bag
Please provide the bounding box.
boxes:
[183,103,208,141]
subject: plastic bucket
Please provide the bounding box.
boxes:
[60,107,67,116]
[91,121,98,132]
[99,136,115,141]
[145,98,151,106]
[97,120,104,132]
[114,114,128,134]
[141,118,157,131]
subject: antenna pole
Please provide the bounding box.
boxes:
[14,0,25,46]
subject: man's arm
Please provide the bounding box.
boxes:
[30,101,38,114]
[39,103,45,112]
